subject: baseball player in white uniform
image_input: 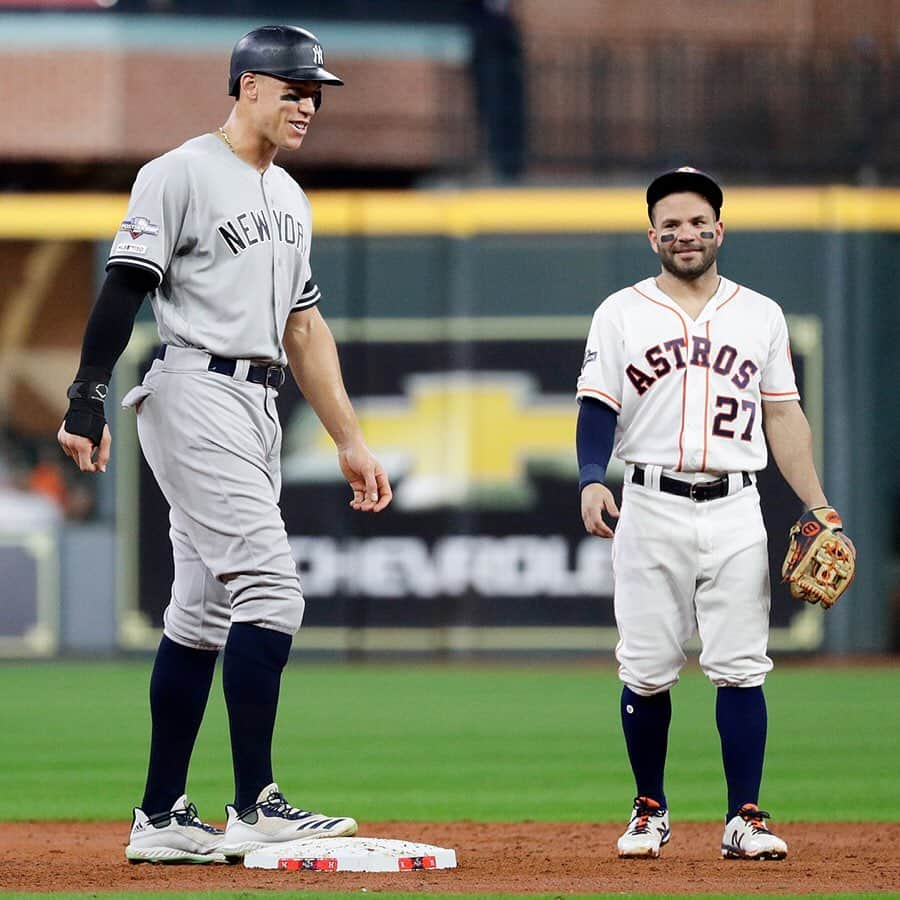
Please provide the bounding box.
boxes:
[577,168,842,860]
[58,25,391,864]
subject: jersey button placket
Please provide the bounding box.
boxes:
[681,364,704,472]
[681,327,705,471]
[260,172,281,353]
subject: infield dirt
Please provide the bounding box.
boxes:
[1,820,898,894]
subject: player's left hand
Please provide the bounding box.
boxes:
[338,441,392,512]
[781,506,856,608]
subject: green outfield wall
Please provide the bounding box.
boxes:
[2,188,896,654]
[298,192,897,655]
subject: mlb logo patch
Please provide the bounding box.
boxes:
[115,242,147,255]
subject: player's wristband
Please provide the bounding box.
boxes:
[64,381,108,446]
[66,380,110,405]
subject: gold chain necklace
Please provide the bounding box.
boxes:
[217,127,235,153]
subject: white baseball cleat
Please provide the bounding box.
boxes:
[125,794,226,864]
[219,782,358,861]
[617,796,671,858]
[721,803,788,860]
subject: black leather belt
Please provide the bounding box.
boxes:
[632,465,751,502]
[155,344,285,388]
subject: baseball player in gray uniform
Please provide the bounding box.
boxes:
[58,25,391,864]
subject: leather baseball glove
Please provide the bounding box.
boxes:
[781,507,855,608]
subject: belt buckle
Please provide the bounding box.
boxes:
[689,481,703,503]
[266,365,285,388]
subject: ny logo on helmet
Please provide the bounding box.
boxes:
[312,44,324,66]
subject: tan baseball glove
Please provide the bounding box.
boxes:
[781,507,856,609]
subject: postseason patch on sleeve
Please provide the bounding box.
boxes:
[120,216,160,239]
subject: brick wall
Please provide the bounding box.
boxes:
[0,51,473,168]
[515,0,899,47]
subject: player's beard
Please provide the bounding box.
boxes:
[659,242,718,281]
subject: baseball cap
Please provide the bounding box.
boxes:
[646,167,723,221]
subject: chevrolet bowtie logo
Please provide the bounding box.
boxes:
[283,372,576,509]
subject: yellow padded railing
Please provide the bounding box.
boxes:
[1,187,899,239]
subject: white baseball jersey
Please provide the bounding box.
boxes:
[577,276,799,474]
[108,133,321,364]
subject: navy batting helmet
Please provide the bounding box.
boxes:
[228,25,344,97]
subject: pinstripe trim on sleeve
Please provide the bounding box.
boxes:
[761,389,801,400]
[106,256,164,287]
[291,280,321,312]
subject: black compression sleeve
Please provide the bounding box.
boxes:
[75,264,156,382]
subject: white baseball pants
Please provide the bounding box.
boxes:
[612,471,773,695]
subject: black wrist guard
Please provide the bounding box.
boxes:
[64,381,108,446]
[67,380,110,404]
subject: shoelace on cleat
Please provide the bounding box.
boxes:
[630,813,652,835]
[629,798,662,835]
[178,802,223,834]
[739,805,773,834]
[147,802,221,834]
[246,790,315,821]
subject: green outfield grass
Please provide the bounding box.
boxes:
[0,661,897,823]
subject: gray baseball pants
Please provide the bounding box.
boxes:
[122,346,304,650]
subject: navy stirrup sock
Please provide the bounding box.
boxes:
[716,685,767,820]
[620,686,671,809]
[141,635,218,816]
[223,622,293,812]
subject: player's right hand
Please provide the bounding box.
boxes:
[337,440,393,513]
[57,423,111,474]
[581,482,619,538]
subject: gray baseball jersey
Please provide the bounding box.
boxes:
[116,132,323,648]
[109,133,321,364]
